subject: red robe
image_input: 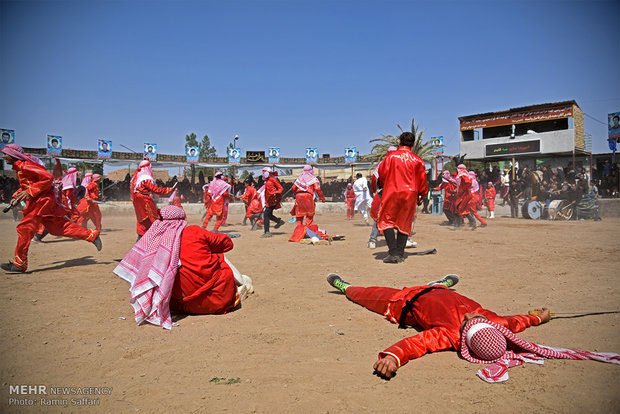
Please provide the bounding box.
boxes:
[77,182,102,230]
[345,285,541,368]
[265,176,283,209]
[436,180,457,212]
[240,185,258,218]
[345,188,356,218]
[290,182,324,217]
[485,186,496,211]
[376,146,427,234]
[11,160,98,270]
[62,188,80,220]
[170,226,239,314]
[132,180,171,236]
[456,174,475,216]
[206,192,229,217]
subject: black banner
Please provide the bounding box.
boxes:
[485,140,540,157]
[245,151,266,163]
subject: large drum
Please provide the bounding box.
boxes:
[522,200,543,219]
[547,200,572,220]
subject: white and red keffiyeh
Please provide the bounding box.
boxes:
[208,177,231,201]
[460,318,620,383]
[1,143,45,166]
[61,167,78,190]
[294,165,319,191]
[113,205,187,330]
[81,172,93,187]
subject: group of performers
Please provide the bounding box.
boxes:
[2,142,619,385]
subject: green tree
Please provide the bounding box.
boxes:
[368,117,434,166]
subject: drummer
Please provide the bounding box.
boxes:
[565,183,583,220]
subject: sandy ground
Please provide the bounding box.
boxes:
[0,208,619,413]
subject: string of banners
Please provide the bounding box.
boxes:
[0,131,360,164]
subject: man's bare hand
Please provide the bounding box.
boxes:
[531,307,552,323]
[14,191,30,203]
[373,356,398,379]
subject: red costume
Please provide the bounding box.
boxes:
[345,285,542,368]
[77,181,102,230]
[376,146,427,234]
[10,160,99,270]
[265,176,283,208]
[289,181,325,242]
[240,185,258,218]
[133,180,172,236]
[436,180,457,213]
[170,226,239,314]
[203,191,230,231]
[345,188,356,219]
[485,186,496,212]
[62,188,80,221]
[456,173,475,216]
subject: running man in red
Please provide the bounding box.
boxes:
[203,172,231,231]
[455,165,486,229]
[262,167,285,237]
[238,178,258,226]
[485,181,496,219]
[131,160,174,239]
[327,274,620,382]
[289,165,325,242]
[60,167,80,221]
[77,173,103,230]
[1,144,101,272]
[376,132,427,263]
[114,206,253,329]
[435,170,458,226]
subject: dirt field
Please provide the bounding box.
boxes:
[0,210,619,413]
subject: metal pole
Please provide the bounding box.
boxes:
[511,157,516,180]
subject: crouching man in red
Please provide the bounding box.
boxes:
[1,144,101,272]
[326,274,620,383]
[114,206,253,329]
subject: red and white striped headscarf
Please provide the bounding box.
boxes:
[81,172,93,187]
[92,174,101,182]
[1,143,45,166]
[208,176,231,202]
[61,167,78,190]
[442,170,456,185]
[113,205,188,330]
[469,171,479,193]
[294,165,319,191]
[460,318,620,383]
[130,160,154,200]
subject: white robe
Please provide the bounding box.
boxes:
[353,177,371,217]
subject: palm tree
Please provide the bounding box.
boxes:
[368,117,434,166]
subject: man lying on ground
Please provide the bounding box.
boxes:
[327,274,620,382]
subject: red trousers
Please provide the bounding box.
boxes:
[203,213,224,231]
[346,199,355,218]
[289,215,314,242]
[345,286,400,316]
[14,213,99,270]
[77,201,102,230]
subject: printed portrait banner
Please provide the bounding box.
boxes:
[228,147,241,164]
[608,112,620,142]
[47,135,62,155]
[344,147,357,163]
[268,147,280,163]
[430,136,445,154]
[98,139,112,158]
[0,129,15,149]
[144,143,158,160]
[305,147,318,164]
[186,146,199,162]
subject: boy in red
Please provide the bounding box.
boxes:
[435,170,458,225]
[455,165,486,229]
[1,144,101,272]
[345,183,356,219]
[238,179,258,226]
[60,167,80,221]
[77,173,103,230]
[131,160,174,239]
[262,168,285,237]
[289,166,325,242]
[485,181,496,219]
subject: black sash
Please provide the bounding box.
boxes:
[398,286,442,329]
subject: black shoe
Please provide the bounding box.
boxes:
[1,262,26,273]
[382,255,400,264]
[93,236,103,251]
[274,219,285,229]
[480,223,487,228]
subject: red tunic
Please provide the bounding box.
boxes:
[265,176,283,208]
[436,180,457,212]
[456,174,476,216]
[290,182,324,217]
[240,186,258,218]
[485,186,496,211]
[62,188,78,212]
[132,179,171,223]
[170,226,238,315]
[353,286,542,368]
[77,182,100,212]
[13,160,66,218]
[206,192,229,217]
[376,147,427,234]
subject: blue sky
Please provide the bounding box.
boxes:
[1,0,619,160]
